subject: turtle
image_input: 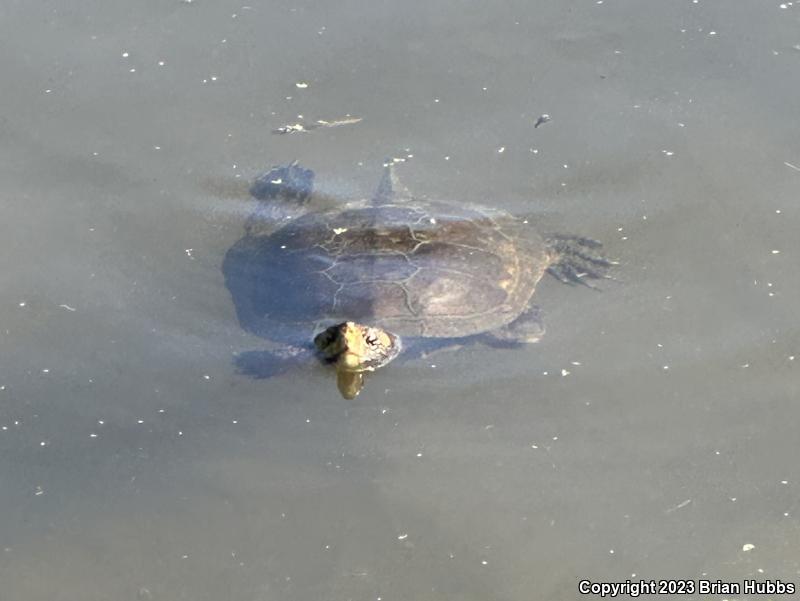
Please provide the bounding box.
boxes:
[223,160,615,398]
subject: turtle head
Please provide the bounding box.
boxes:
[314,321,401,371]
[314,322,401,398]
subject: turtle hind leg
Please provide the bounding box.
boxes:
[249,161,315,203]
[484,305,546,347]
[245,162,317,236]
[545,234,617,288]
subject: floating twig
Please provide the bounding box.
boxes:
[273,116,363,135]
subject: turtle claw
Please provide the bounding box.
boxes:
[546,234,616,288]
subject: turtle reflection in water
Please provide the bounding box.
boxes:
[223,161,615,398]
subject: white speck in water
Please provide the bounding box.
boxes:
[18,301,26,307]
[663,365,669,370]
[571,361,581,366]
[89,433,98,438]
[531,444,539,449]
[280,245,287,249]
[416,452,423,458]
[444,156,450,160]
[434,98,440,103]
[561,369,570,376]
[609,549,615,554]
[708,31,717,36]
[41,369,49,374]
[497,147,505,153]
[742,543,755,552]
[781,480,789,484]
[481,560,488,565]
[40,441,47,447]
[122,51,129,58]
[129,68,136,73]
[772,249,781,254]
[295,82,308,88]
[158,60,165,66]
[137,420,144,424]
[332,227,348,235]
[397,533,408,540]
[203,374,211,380]
[662,150,674,156]
[530,148,539,154]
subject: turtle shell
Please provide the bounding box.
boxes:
[237,199,549,339]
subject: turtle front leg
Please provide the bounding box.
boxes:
[484,305,545,346]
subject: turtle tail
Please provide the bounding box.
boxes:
[545,235,617,288]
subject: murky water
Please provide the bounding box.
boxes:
[1,0,798,599]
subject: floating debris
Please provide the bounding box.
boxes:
[534,114,551,128]
[666,498,692,513]
[784,161,800,172]
[295,82,309,89]
[742,543,755,552]
[273,116,362,135]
